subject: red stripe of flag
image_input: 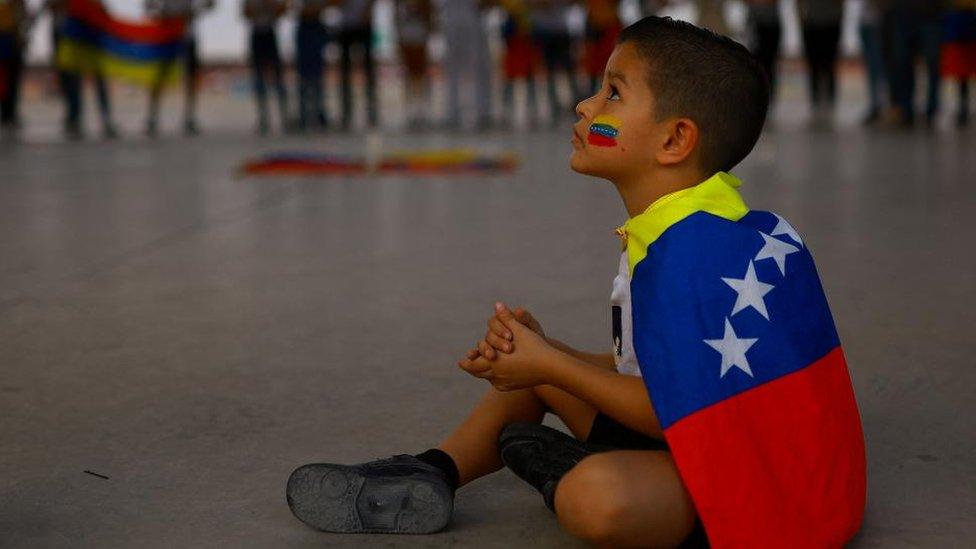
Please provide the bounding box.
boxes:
[587,133,617,147]
[69,0,186,45]
[665,347,866,548]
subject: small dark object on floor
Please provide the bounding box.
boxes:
[84,470,110,480]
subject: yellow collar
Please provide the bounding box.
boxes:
[613,172,749,272]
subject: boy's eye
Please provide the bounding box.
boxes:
[608,86,620,101]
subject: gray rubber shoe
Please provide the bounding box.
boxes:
[286,454,454,534]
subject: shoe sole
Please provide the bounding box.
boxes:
[286,463,453,534]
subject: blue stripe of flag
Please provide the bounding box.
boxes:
[589,124,618,138]
[631,211,840,429]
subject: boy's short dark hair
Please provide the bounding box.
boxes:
[618,17,770,174]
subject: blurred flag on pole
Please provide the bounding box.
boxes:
[56,0,186,86]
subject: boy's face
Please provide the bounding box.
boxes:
[570,42,660,181]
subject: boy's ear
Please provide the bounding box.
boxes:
[655,117,699,167]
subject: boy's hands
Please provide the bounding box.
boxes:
[457,303,560,391]
[472,303,546,361]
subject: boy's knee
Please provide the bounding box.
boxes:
[553,455,629,544]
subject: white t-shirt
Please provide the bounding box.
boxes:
[610,250,642,378]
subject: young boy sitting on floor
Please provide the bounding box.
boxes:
[286,16,866,548]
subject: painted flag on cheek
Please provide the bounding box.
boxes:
[588,115,621,147]
[623,173,866,548]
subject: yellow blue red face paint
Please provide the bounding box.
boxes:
[588,115,621,147]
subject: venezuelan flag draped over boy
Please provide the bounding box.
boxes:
[56,0,186,86]
[622,172,866,547]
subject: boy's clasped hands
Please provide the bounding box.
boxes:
[457,302,561,391]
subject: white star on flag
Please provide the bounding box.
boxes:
[704,318,758,378]
[755,232,800,276]
[722,261,775,320]
[771,213,803,246]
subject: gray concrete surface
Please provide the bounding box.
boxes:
[2,110,975,546]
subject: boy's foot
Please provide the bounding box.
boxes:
[286,454,454,534]
[498,422,613,512]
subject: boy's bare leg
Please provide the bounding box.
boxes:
[438,384,598,487]
[554,450,698,548]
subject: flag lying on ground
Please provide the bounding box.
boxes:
[240,149,520,176]
[56,0,186,86]
[622,172,866,548]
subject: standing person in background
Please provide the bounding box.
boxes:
[533,0,580,125]
[45,0,118,139]
[395,0,432,130]
[695,0,729,35]
[144,0,216,137]
[296,0,328,132]
[441,0,494,130]
[244,0,289,135]
[0,0,26,133]
[798,0,844,126]
[582,0,621,95]
[747,0,782,108]
[887,0,944,127]
[940,0,975,127]
[859,0,887,124]
[640,0,667,16]
[331,0,377,130]
[500,0,541,128]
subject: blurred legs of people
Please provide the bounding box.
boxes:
[539,29,580,126]
[583,22,621,96]
[0,35,23,132]
[297,19,328,132]
[802,22,841,126]
[400,41,429,130]
[250,27,289,135]
[859,21,887,125]
[751,15,782,107]
[62,72,117,140]
[501,17,540,130]
[888,10,942,126]
[696,0,729,35]
[443,18,493,130]
[940,9,976,128]
[147,38,202,137]
[339,25,378,130]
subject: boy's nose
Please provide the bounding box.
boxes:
[575,96,592,121]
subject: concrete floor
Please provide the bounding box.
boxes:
[2,104,976,547]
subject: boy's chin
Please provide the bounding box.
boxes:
[570,151,613,179]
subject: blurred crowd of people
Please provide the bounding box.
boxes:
[753,0,976,128]
[1,0,975,140]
